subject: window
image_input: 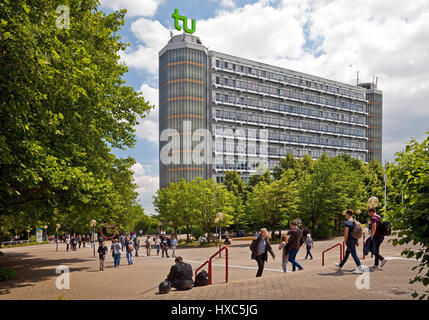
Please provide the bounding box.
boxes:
[216,60,219,68]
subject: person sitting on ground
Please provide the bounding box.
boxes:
[166,256,193,291]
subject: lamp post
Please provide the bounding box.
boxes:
[26,229,30,241]
[215,212,224,258]
[55,224,61,252]
[43,225,48,242]
[90,219,97,258]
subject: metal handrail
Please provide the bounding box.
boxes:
[194,246,229,285]
[322,243,343,266]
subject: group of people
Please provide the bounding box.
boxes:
[251,221,308,277]
[94,232,180,271]
[250,207,387,277]
[153,234,179,258]
[63,234,91,251]
[335,207,387,273]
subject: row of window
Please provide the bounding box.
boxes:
[214,59,365,100]
[214,92,366,125]
[214,109,366,138]
[212,147,366,171]
[214,132,365,152]
[215,76,366,113]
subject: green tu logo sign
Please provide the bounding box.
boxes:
[172,8,196,34]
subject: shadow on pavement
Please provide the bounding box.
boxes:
[0,251,92,296]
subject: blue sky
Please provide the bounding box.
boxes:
[99,0,429,215]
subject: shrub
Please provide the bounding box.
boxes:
[0,266,18,281]
[190,226,204,240]
[312,224,332,239]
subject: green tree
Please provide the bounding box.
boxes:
[193,178,235,243]
[298,154,365,238]
[388,132,429,300]
[0,1,152,226]
[246,169,299,238]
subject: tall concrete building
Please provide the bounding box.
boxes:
[159,34,382,187]
[358,82,383,163]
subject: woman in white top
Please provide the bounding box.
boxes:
[278,234,289,272]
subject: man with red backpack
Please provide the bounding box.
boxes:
[335,209,364,274]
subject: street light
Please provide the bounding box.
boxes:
[26,229,30,241]
[215,212,224,258]
[90,219,97,257]
[367,197,379,209]
[356,209,361,222]
[43,225,48,242]
[55,224,61,252]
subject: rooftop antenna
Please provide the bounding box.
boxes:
[356,71,359,85]
[375,76,379,88]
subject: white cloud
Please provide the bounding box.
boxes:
[136,83,159,144]
[120,18,170,74]
[220,0,236,9]
[132,162,159,215]
[100,0,164,17]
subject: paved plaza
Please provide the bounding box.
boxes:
[0,233,425,300]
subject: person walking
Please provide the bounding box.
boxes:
[335,209,364,273]
[71,235,78,251]
[154,235,161,256]
[125,236,134,265]
[250,228,275,277]
[65,236,70,252]
[78,235,82,249]
[98,241,108,271]
[161,235,169,258]
[85,234,90,248]
[287,221,304,271]
[278,234,289,273]
[368,208,387,269]
[134,236,140,257]
[120,234,125,251]
[145,236,152,256]
[305,234,314,259]
[111,238,121,268]
[171,236,178,258]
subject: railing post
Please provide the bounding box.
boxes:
[208,260,212,285]
[225,246,229,283]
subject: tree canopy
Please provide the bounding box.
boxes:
[0,0,153,237]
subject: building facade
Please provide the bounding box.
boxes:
[358,82,383,163]
[159,34,382,187]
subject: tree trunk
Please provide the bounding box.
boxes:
[186,226,190,243]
